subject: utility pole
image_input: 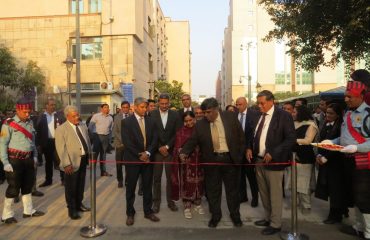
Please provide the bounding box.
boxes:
[75,0,81,112]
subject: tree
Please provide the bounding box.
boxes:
[0,47,18,91]
[17,60,45,97]
[274,91,301,100]
[155,80,185,109]
[261,0,370,71]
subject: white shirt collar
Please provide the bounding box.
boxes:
[266,105,275,116]
[134,112,144,120]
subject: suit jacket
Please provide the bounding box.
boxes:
[250,107,296,170]
[237,108,261,151]
[178,107,194,123]
[121,115,157,162]
[181,111,245,164]
[35,111,66,147]
[151,109,181,151]
[112,113,129,148]
[55,121,92,172]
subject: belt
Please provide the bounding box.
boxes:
[8,148,32,160]
[214,152,229,156]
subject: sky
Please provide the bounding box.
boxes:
[159,0,229,99]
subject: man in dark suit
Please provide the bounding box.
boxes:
[247,90,296,235]
[178,94,193,122]
[112,101,130,188]
[151,93,181,213]
[36,98,66,187]
[121,97,159,226]
[235,97,259,207]
[180,97,245,228]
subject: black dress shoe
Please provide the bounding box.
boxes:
[251,198,258,208]
[340,225,364,238]
[39,181,52,187]
[208,218,220,228]
[68,210,81,220]
[118,181,123,188]
[126,216,134,226]
[232,218,243,227]
[32,190,44,197]
[144,213,160,222]
[254,219,270,227]
[323,218,341,224]
[78,204,91,212]
[23,210,45,218]
[262,226,281,235]
[1,217,17,224]
[168,203,178,212]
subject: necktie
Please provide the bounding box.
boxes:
[124,114,128,119]
[253,113,266,156]
[211,121,220,152]
[138,117,146,149]
[239,113,245,131]
[75,125,88,154]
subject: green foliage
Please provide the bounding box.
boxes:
[261,0,370,71]
[274,91,301,100]
[0,92,15,112]
[17,60,45,95]
[155,80,185,109]
[0,47,18,90]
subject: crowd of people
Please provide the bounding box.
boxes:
[0,69,369,238]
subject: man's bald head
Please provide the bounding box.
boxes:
[235,97,248,113]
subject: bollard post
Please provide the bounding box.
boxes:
[280,152,309,240]
[80,152,107,238]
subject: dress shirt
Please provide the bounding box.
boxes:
[45,111,56,139]
[68,121,86,156]
[211,114,229,153]
[160,110,168,129]
[134,113,151,157]
[238,109,247,132]
[255,105,275,157]
[89,112,113,135]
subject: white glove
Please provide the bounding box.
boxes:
[340,145,358,153]
[320,140,333,144]
[4,163,13,172]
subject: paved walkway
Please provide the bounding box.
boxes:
[0,152,358,240]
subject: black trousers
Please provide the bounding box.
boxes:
[0,161,5,181]
[125,163,153,216]
[5,157,34,198]
[353,169,370,213]
[43,139,60,183]
[203,154,241,220]
[64,156,87,211]
[239,164,259,201]
[92,134,108,173]
[115,146,124,183]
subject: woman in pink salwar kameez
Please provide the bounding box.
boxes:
[172,111,205,219]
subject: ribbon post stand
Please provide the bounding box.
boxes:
[280,153,309,240]
[80,152,107,238]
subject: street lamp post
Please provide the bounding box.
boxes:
[75,0,81,113]
[63,56,75,105]
[240,42,253,104]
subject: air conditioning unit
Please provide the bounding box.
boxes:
[100,82,113,90]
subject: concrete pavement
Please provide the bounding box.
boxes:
[0,152,359,240]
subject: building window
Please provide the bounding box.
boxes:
[148,53,153,73]
[72,37,103,60]
[301,72,312,85]
[248,10,254,16]
[248,0,254,4]
[89,0,102,13]
[247,25,254,31]
[70,0,84,14]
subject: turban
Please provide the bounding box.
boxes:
[16,98,32,110]
[346,81,366,97]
